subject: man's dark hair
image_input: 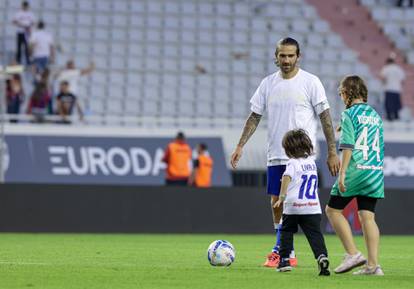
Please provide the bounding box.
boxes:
[176,131,185,140]
[199,143,207,151]
[22,1,29,8]
[37,20,45,29]
[282,129,314,159]
[276,37,301,57]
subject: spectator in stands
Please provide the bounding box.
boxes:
[29,20,55,75]
[397,0,413,7]
[189,143,214,188]
[380,55,405,121]
[56,81,83,123]
[6,74,25,122]
[55,60,95,96]
[12,1,35,65]
[162,132,192,186]
[27,82,52,123]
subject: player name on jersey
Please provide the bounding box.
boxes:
[357,115,380,126]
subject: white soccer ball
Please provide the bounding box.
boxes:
[207,240,236,266]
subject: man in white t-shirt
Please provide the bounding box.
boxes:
[230,37,340,268]
[12,1,35,65]
[55,59,95,96]
[380,55,406,121]
[29,20,55,74]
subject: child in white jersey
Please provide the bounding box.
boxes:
[274,129,330,276]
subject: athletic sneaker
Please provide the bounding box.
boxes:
[353,265,384,276]
[334,252,366,273]
[277,259,292,272]
[317,255,330,276]
[264,252,280,267]
[289,257,298,267]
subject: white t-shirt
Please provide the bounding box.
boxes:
[56,69,82,95]
[29,30,53,58]
[13,10,35,33]
[250,69,329,164]
[282,157,321,215]
[380,63,405,92]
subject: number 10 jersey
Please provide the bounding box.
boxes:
[331,103,384,198]
[282,157,322,215]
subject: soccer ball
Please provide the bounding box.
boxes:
[207,240,236,266]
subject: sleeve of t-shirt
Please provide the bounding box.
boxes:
[283,159,296,179]
[249,78,267,115]
[339,112,355,150]
[310,76,330,115]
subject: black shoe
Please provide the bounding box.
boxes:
[317,255,330,276]
[277,258,292,272]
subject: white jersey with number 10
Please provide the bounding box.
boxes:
[282,157,322,215]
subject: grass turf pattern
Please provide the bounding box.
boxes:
[0,234,413,289]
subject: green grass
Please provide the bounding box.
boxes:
[0,234,413,289]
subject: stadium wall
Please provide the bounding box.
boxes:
[0,184,412,235]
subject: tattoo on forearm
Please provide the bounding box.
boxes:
[237,112,262,147]
[319,109,337,154]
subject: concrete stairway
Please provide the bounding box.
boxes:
[306,0,414,113]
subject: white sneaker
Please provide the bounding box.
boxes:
[334,252,367,273]
[353,265,384,276]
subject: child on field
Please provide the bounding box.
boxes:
[275,129,330,276]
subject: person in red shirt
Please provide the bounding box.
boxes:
[162,132,192,186]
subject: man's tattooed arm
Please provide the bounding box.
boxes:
[237,112,262,147]
[318,109,336,155]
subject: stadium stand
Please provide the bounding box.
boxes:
[1,0,388,128]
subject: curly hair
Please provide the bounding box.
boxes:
[282,129,314,159]
[339,75,368,108]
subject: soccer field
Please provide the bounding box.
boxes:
[0,234,413,289]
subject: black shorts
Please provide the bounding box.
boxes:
[328,195,378,213]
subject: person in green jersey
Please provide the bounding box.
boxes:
[326,75,384,276]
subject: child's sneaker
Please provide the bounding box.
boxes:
[334,252,366,273]
[317,255,330,276]
[276,258,292,272]
[263,252,280,268]
[353,265,384,276]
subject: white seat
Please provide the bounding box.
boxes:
[111,29,127,41]
[78,0,94,12]
[148,1,162,14]
[216,2,231,15]
[144,58,161,71]
[199,18,214,30]
[89,99,105,114]
[233,31,248,44]
[109,72,124,85]
[159,100,177,117]
[126,85,141,99]
[94,28,110,40]
[195,100,212,117]
[165,1,179,14]
[198,2,214,15]
[181,17,196,29]
[123,98,140,115]
[164,30,179,43]
[113,1,128,12]
[106,99,124,115]
[141,100,158,116]
[181,1,196,14]
[76,28,93,41]
[112,14,127,27]
[109,56,125,70]
[108,85,124,99]
[163,59,178,71]
[146,29,162,42]
[96,0,111,12]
